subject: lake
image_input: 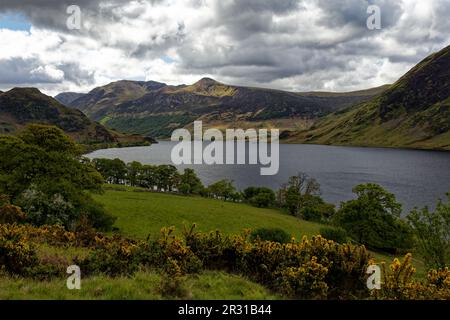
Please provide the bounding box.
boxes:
[87,141,450,213]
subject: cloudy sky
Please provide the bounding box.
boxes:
[0,0,449,96]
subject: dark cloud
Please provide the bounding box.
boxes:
[0,57,60,84]
[0,57,95,86]
[0,0,449,93]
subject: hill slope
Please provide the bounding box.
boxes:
[59,79,387,138]
[0,88,117,143]
[54,92,86,106]
[287,45,450,150]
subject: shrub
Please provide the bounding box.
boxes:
[250,228,291,244]
[78,237,142,276]
[0,204,27,224]
[184,226,246,271]
[300,207,323,222]
[143,227,202,275]
[407,193,449,269]
[0,224,39,275]
[373,254,450,300]
[319,227,348,243]
[277,257,329,299]
[243,187,276,208]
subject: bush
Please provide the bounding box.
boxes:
[319,227,348,243]
[0,224,39,275]
[407,193,449,269]
[277,257,329,299]
[0,204,27,224]
[243,187,276,208]
[373,254,450,300]
[250,228,291,244]
[143,227,203,276]
[77,237,142,276]
[300,207,323,222]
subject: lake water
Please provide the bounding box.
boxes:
[87,141,450,213]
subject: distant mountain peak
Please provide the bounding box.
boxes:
[194,77,221,86]
[8,87,43,95]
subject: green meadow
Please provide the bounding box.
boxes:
[94,185,426,278]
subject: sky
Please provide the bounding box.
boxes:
[0,0,449,96]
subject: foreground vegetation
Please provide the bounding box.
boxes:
[0,270,278,300]
[0,223,447,300]
[0,124,448,300]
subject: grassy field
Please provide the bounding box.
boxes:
[94,186,324,240]
[94,185,426,278]
[0,271,278,300]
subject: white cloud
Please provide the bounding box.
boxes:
[0,0,449,95]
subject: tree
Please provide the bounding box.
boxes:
[140,165,157,189]
[127,161,143,186]
[93,158,127,184]
[207,180,236,201]
[407,193,449,269]
[0,125,114,230]
[19,124,80,155]
[278,173,322,215]
[180,168,204,195]
[333,184,413,253]
[243,187,275,208]
[155,165,180,192]
[299,195,336,222]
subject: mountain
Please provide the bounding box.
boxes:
[59,78,387,138]
[54,92,86,106]
[0,87,117,143]
[286,45,450,150]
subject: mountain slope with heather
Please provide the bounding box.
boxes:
[0,88,141,145]
[59,78,387,138]
[286,45,450,150]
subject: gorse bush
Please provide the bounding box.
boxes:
[0,224,39,275]
[373,254,450,300]
[250,228,291,244]
[1,223,448,300]
[0,204,27,224]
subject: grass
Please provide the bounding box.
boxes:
[0,186,428,300]
[94,187,324,240]
[95,185,427,278]
[0,270,279,300]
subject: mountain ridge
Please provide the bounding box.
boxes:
[0,87,149,146]
[286,45,450,150]
[56,78,388,138]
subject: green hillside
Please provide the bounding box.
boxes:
[0,88,117,144]
[286,45,450,150]
[58,78,385,138]
[94,186,323,240]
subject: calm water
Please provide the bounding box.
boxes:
[87,142,450,213]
